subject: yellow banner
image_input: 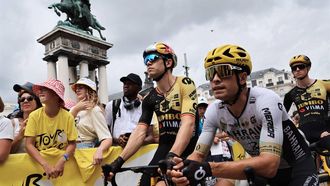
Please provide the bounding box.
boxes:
[0,144,158,186]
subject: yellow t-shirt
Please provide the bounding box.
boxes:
[25,107,78,151]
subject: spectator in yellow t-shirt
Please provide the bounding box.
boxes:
[25,79,78,179]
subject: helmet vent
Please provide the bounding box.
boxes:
[237,52,247,57]
[237,47,246,51]
[223,48,234,58]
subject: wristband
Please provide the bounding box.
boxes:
[63,153,69,161]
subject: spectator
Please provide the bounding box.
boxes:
[11,82,42,153]
[70,77,112,165]
[105,73,154,148]
[7,82,34,119]
[0,96,13,163]
[24,79,78,179]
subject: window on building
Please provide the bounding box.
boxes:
[209,89,213,96]
[252,80,257,87]
[266,79,274,87]
[258,81,263,86]
[277,76,284,85]
[284,73,288,80]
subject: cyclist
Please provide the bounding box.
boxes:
[170,44,318,186]
[104,42,198,185]
[284,55,330,144]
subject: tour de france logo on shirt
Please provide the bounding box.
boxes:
[36,129,67,150]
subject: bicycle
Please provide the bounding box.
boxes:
[102,160,173,186]
[309,135,330,184]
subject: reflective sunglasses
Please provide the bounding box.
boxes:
[291,64,306,72]
[205,64,242,81]
[144,54,161,65]
[19,96,34,103]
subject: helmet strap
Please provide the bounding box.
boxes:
[153,59,169,82]
[224,72,243,105]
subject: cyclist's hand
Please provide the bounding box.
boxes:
[320,131,330,138]
[170,169,189,186]
[181,159,212,186]
[101,156,124,181]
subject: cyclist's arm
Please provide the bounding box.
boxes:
[119,123,148,160]
[283,92,293,112]
[169,77,198,156]
[120,96,153,160]
[170,114,195,156]
[209,152,280,179]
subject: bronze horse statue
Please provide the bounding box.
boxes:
[48,0,106,40]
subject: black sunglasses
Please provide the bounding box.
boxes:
[291,64,306,71]
[19,96,34,103]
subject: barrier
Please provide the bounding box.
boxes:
[0,144,158,186]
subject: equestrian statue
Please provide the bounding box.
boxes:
[48,0,106,40]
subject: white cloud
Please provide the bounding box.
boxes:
[1,0,329,103]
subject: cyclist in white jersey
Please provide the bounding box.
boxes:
[170,44,318,186]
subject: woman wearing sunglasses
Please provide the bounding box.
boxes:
[70,77,112,165]
[284,55,330,144]
[170,44,318,186]
[11,87,42,153]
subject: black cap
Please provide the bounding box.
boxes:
[13,82,34,93]
[120,73,142,87]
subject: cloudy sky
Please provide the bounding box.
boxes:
[1,0,329,102]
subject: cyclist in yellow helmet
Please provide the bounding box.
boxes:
[284,55,330,144]
[170,44,318,186]
[104,42,198,186]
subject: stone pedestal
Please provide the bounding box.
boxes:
[37,25,113,104]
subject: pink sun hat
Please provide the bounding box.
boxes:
[32,79,65,104]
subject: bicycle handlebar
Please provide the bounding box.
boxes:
[309,136,330,156]
[102,161,170,186]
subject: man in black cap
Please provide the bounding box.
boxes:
[105,73,154,148]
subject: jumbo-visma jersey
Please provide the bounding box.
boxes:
[197,87,310,167]
[284,80,330,125]
[139,76,197,145]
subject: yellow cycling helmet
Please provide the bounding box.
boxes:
[143,42,177,68]
[204,44,252,75]
[289,55,311,67]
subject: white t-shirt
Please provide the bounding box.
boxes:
[105,99,142,139]
[0,116,14,140]
[74,105,112,142]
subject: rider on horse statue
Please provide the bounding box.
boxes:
[49,0,106,40]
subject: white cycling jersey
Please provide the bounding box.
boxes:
[197,87,310,167]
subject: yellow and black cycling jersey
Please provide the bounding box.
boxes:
[284,79,330,125]
[139,76,197,148]
[138,76,198,186]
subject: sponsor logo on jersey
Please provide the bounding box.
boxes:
[182,77,194,85]
[283,125,306,160]
[262,108,275,138]
[297,100,324,111]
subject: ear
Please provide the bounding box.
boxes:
[239,72,248,85]
[165,59,173,68]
